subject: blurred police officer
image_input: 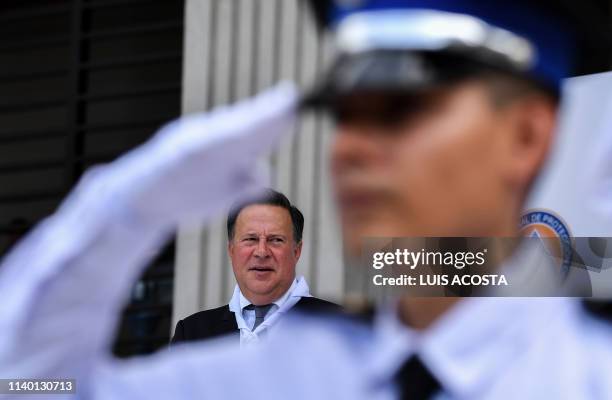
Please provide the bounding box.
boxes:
[1,1,612,399]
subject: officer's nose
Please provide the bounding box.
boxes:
[254,238,271,258]
[331,125,384,174]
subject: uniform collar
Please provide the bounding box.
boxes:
[366,297,580,398]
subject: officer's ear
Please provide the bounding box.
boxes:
[500,93,557,194]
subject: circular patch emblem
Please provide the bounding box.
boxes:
[520,209,573,278]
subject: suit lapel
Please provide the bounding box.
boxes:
[216,305,239,339]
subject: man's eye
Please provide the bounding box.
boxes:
[243,238,257,242]
[269,238,284,243]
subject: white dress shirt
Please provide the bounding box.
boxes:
[1,84,612,399]
[228,276,311,346]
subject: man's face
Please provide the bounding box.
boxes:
[228,204,301,305]
[331,81,535,254]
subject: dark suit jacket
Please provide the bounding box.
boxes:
[171,296,340,344]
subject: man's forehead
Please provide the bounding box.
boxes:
[235,205,292,231]
[330,84,469,127]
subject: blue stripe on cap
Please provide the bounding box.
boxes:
[328,0,575,89]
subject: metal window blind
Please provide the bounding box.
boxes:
[0,0,184,357]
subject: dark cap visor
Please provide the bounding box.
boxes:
[300,49,558,111]
[302,51,437,109]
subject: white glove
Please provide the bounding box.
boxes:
[0,83,298,379]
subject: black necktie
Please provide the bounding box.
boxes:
[394,356,442,400]
[244,304,273,331]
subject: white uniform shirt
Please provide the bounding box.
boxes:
[229,276,311,346]
[1,84,612,399]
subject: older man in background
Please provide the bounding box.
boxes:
[172,189,337,346]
